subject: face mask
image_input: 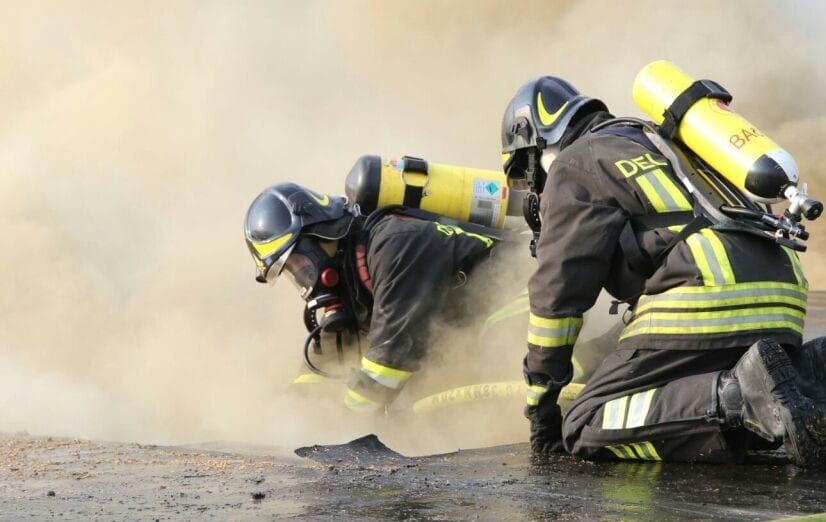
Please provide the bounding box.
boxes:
[284,236,353,335]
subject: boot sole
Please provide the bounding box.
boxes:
[752,341,824,468]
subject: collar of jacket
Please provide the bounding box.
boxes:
[558,110,615,151]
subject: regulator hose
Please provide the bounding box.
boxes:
[302,325,347,379]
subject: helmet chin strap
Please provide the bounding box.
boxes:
[540,149,557,175]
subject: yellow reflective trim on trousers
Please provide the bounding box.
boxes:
[602,389,657,430]
[361,357,413,390]
[606,444,639,460]
[686,229,734,286]
[634,168,692,213]
[344,389,383,413]
[626,389,657,428]
[633,282,808,316]
[631,442,662,461]
[782,246,808,289]
[526,384,548,406]
[621,306,806,339]
[602,395,629,429]
[528,313,583,348]
[606,442,660,461]
[605,445,628,459]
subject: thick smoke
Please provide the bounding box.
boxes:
[0,0,823,451]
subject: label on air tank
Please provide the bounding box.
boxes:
[470,179,502,227]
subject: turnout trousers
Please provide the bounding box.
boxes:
[561,345,761,463]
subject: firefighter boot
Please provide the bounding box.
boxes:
[718,339,826,468]
[790,337,826,407]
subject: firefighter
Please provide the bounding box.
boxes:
[501,76,826,466]
[244,182,499,413]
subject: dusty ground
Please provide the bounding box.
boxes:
[2,432,826,521]
[2,291,824,521]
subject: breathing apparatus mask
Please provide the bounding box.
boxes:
[245,182,361,378]
[283,235,352,334]
[284,235,360,379]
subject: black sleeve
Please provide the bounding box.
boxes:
[525,155,627,423]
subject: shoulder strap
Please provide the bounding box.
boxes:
[593,119,713,279]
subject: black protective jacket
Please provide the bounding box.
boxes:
[344,214,495,412]
[526,117,808,428]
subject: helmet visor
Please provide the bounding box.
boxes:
[264,242,297,286]
[504,151,530,190]
[283,252,319,299]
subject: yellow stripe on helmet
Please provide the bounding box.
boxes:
[537,92,569,126]
[252,233,293,259]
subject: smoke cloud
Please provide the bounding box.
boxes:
[1,0,824,451]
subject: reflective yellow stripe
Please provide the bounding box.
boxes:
[625,389,657,428]
[343,389,383,413]
[602,395,629,429]
[361,358,413,390]
[605,445,627,459]
[528,313,583,348]
[653,169,692,210]
[633,282,808,316]
[700,229,735,284]
[501,152,512,165]
[526,384,548,406]
[252,233,293,258]
[686,229,734,286]
[621,306,806,339]
[635,168,692,213]
[607,444,639,460]
[434,222,494,248]
[782,247,808,289]
[606,442,660,461]
[537,93,568,126]
[686,232,716,285]
[631,442,662,461]
[602,389,657,430]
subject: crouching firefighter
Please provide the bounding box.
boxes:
[244,181,501,414]
[501,65,826,467]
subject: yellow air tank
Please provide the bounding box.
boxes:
[633,60,799,203]
[345,155,514,229]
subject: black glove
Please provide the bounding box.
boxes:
[527,397,565,454]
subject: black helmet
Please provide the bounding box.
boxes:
[501,76,607,175]
[244,183,349,284]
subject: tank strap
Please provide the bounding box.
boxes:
[400,156,429,208]
[659,80,732,139]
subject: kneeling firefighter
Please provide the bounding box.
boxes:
[244,156,519,414]
[501,61,826,466]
